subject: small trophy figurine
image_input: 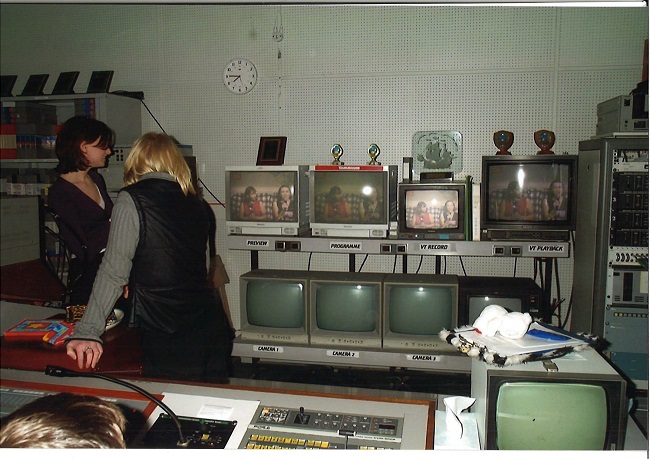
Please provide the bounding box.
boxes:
[493,130,514,155]
[331,144,344,165]
[534,130,555,155]
[367,144,381,165]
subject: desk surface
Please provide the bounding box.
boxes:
[1,367,435,450]
[1,300,142,375]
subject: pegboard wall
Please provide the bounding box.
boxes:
[1,5,647,331]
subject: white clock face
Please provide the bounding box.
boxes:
[223,59,257,94]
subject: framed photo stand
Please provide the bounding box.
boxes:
[256,136,287,165]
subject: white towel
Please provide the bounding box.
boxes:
[498,312,532,339]
[472,305,508,337]
[472,305,532,339]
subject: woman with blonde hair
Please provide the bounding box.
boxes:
[65,132,233,382]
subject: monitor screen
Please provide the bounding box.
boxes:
[397,181,467,240]
[458,276,546,325]
[309,165,398,238]
[472,350,628,451]
[225,165,309,236]
[315,284,377,332]
[239,269,310,344]
[309,271,384,348]
[247,281,305,329]
[382,273,459,350]
[495,382,607,450]
[480,155,577,241]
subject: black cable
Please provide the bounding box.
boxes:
[415,255,424,274]
[513,256,518,277]
[458,256,467,276]
[392,254,397,273]
[307,252,313,271]
[199,178,225,208]
[358,254,369,272]
[140,99,166,133]
[136,98,227,210]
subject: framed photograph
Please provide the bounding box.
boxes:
[52,71,80,95]
[256,136,287,165]
[0,75,18,97]
[86,70,114,93]
[20,74,49,96]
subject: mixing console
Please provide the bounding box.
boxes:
[240,405,404,450]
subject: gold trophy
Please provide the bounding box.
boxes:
[331,144,344,165]
[534,130,555,155]
[493,130,514,155]
[368,144,381,165]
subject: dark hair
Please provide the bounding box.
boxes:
[55,116,115,174]
[244,186,257,201]
[276,185,291,204]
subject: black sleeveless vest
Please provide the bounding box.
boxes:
[124,178,214,334]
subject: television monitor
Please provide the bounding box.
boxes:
[309,165,398,238]
[239,269,311,344]
[382,273,459,350]
[309,271,384,348]
[225,165,310,236]
[397,180,468,240]
[480,155,578,241]
[458,275,547,325]
[471,348,628,450]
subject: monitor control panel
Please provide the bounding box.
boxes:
[240,405,404,450]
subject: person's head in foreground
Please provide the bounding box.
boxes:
[0,392,126,448]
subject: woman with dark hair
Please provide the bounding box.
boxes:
[542,180,567,220]
[412,201,433,228]
[273,184,295,221]
[439,200,458,228]
[47,116,116,305]
[324,185,350,221]
[359,186,380,223]
[239,185,266,220]
[498,180,534,220]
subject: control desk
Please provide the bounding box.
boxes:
[0,368,435,450]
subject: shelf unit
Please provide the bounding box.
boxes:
[0,92,142,147]
[228,234,569,372]
[1,93,142,194]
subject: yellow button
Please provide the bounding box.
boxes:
[321,441,329,448]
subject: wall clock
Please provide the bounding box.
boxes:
[223,59,257,94]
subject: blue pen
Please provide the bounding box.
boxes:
[526,329,571,341]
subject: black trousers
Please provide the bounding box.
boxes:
[139,309,233,383]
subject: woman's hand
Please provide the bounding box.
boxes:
[66,339,104,369]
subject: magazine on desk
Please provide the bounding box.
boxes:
[440,321,598,367]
